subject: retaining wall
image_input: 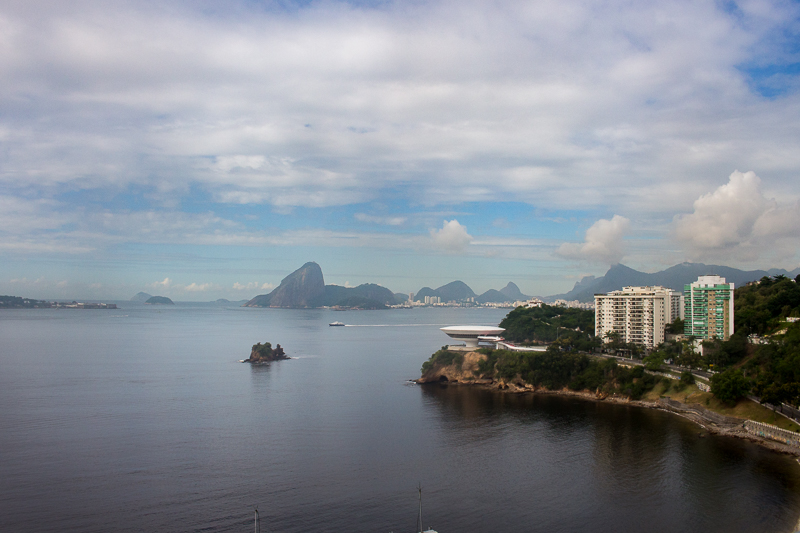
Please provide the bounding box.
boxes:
[657,397,740,428]
[744,420,800,449]
[643,370,711,392]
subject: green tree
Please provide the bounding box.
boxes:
[711,368,750,405]
[499,304,596,348]
[643,350,665,371]
[665,317,685,334]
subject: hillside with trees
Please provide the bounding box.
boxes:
[498,304,598,351]
[1,295,47,308]
[421,347,667,401]
[692,275,800,407]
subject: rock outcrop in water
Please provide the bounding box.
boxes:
[245,342,289,363]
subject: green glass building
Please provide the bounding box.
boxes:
[684,275,734,341]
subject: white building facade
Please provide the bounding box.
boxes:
[595,286,684,349]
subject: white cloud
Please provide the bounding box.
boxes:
[557,215,631,264]
[675,171,770,249]
[149,277,172,289]
[233,281,271,291]
[184,282,214,292]
[9,277,45,285]
[1,0,799,216]
[674,170,800,262]
[2,0,800,283]
[430,219,473,253]
[354,213,407,226]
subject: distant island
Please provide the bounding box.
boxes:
[212,298,248,305]
[1,295,50,308]
[1,295,117,309]
[244,342,289,363]
[145,296,174,305]
[130,292,153,302]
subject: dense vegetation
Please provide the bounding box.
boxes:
[743,322,800,407]
[422,347,669,400]
[0,295,47,308]
[421,348,465,374]
[145,296,174,305]
[247,342,288,362]
[499,304,598,351]
[701,275,800,406]
[735,275,800,335]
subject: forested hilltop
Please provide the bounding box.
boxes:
[499,304,598,352]
[700,275,800,407]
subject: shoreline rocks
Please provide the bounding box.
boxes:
[417,352,800,457]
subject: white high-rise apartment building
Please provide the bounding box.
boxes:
[595,286,684,349]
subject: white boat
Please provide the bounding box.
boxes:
[329,321,345,327]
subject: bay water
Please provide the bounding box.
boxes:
[1,304,799,533]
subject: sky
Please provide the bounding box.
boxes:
[2,0,800,301]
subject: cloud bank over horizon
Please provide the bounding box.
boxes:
[1,0,800,299]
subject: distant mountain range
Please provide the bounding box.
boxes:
[136,261,800,309]
[413,281,528,303]
[130,291,152,302]
[243,262,532,308]
[547,262,800,303]
[245,262,402,309]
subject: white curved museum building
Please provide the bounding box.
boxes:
[440,325,505,347]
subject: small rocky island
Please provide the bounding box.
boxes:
[145,296,174,305]
[244,342,290,363]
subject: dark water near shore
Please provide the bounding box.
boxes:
[1,304,799,533]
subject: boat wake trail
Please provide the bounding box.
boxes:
[344,324,450,327]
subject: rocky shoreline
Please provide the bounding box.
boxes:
[416,351,800,458]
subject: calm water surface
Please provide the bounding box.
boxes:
[1,304,799,533]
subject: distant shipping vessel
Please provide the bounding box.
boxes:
[329,321,345,327]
